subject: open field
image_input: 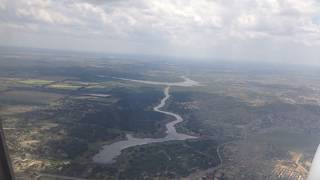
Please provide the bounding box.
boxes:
[0,90,64,106]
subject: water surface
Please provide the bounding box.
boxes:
[93,77,199,163]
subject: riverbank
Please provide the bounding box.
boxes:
[93,84,197,163]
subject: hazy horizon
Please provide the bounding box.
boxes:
[1,0,320,65]
[1,2,320,177]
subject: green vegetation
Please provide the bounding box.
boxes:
[251,129,320,152]
[80,87,168,137]
[0,90,64,106]
[104,139,219,179]
[1,49,320,179]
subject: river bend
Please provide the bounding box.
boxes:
[93,77,199,163]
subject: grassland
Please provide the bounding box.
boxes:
[0,90,64,105]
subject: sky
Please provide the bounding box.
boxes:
[0,0,320,64]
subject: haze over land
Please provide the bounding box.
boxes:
[1,0,320,64]
[0,48,319,179]
[1,0,320,180]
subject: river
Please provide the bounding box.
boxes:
[93,77,200,164]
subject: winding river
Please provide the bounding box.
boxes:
[93,77,200,164]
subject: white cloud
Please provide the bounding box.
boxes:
[1,0,320,63]
[237,14,257,29]
[0,0,6,10]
